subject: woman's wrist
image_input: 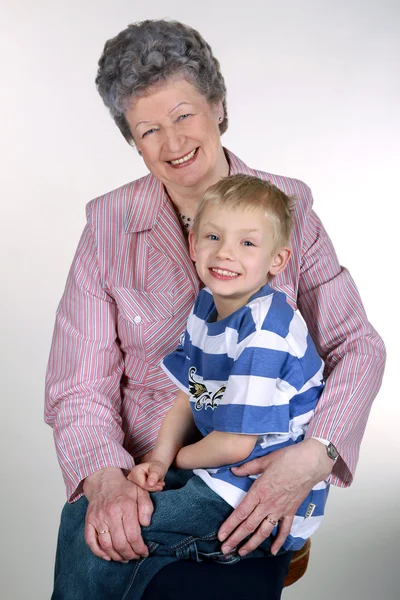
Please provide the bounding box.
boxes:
[303,438,335,481]
[83,467,126,500]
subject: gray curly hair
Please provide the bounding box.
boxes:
[96,20,228,144]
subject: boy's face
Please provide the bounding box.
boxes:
[189,204,291,314]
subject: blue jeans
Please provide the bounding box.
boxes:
[52,469,293,599]
[134,468,282,597]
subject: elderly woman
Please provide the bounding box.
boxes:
[45,19,385,600]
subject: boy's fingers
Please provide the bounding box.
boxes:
[146,483,165,492]
[127,468,145,487]
[148,465,165,485]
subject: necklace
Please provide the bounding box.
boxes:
[179,213,194,232]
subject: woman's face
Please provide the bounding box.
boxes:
[125,78,227,198]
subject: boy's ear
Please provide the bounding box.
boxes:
[188,231,197,262]
[268,247,291,277]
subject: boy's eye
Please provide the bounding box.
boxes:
[242,240,255,246]
[207,234,219,241]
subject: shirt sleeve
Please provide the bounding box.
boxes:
[44,215,134,502]
[298,207,386,487]
[212,331,319,436]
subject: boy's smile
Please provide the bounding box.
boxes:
[209,267,240,280]
[189,204,290,319]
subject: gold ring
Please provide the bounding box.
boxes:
[266,517,277,526]
[98,529,110,535]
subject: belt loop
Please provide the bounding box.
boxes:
[176,541,200,561]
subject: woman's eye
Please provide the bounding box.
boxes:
[142,128,157,138]
[242,240,255,246]
[177,113,192,121]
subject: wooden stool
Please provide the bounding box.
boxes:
[283,539,311,587]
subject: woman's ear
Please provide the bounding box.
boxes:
[268,247,291,277]
[212,100,224,124]
[188,231,197,262]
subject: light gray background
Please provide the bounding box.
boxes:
[1,1,399,598]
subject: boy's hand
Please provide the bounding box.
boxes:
[127,461,167,492]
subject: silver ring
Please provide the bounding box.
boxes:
[97,529,110,535]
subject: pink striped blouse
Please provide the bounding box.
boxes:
[45,149,386,502]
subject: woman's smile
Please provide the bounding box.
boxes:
[168,147,199,167]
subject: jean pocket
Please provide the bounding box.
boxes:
[198,548,241,565]
[195,537,241,565]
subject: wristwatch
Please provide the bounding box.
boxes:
[312,438,339,461]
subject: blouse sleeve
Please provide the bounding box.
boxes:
[44,213,134,502]
[297,207,386,487]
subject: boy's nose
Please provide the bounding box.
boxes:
[216,241,234,260]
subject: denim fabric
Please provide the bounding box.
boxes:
[141,552,294,600]
[51,469,290,600]
[52,496,143,600]
[120,468,278,599]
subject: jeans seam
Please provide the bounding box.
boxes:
[121,542,158,600]
[171,531,219,551]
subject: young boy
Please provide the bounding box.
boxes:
[127,174,328,597]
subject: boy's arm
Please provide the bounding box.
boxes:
[147,389,197,468]
[128,389,196,489]
[175,431,257,470]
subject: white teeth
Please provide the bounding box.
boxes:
[169,148,197,165]
[212,268,239,277]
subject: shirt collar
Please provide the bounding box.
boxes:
[204,281,274,335]
[248,282,275,303]
[124,174,167,233]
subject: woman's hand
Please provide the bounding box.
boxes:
[127,461,167,492]
[218,439,334,556]
[83,467,153,562]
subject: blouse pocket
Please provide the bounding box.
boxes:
[113,286,179,367]
[113,287,175,325]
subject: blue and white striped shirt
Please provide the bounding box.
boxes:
[162,283,329,550]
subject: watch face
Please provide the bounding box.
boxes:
[327,443,339,460]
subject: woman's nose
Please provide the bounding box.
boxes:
[163,126,185,153]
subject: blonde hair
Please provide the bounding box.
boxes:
[193,174,294,251]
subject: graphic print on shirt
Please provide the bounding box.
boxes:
[188,367,226,411]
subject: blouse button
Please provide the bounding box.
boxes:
[133,315,142,324]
